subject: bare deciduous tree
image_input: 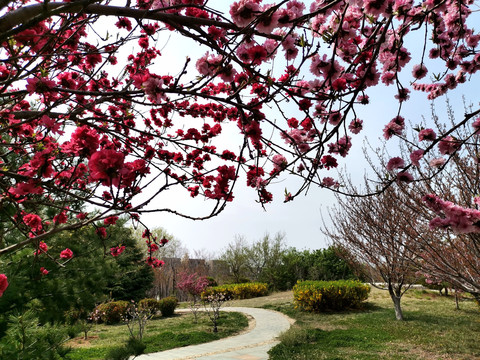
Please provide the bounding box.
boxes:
[323,185,422,320]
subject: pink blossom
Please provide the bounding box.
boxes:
[54,211,68,225]
[142,76,167,104]
[110,245,126,257]
[310,53,343,80]
[281,34,299,60]
[328,136,352,157]
[438,136,461,155]
[272,154,288,171]
[395,87,410,102]
[412,64,428,79]
[321,155,338,169]
[397,171,413,183]
[418,128,436,141]
[23,213,42,232]
[25,77,56,94]
[115,17,132,31]
[88,149,125,187]
[429,157,446,168]
[247,45,268,65]
[263,39,278,58]
[230,0,260,27]
[349,118,363,134]
[256,4,280,33]
[40,267,49,275]
[76,212,88,220]
[282,129,310,153]
[177,271,209,296]
[328,111,342,126]
[383,116,405,139]
[423,194,480,233]
[41,115,64,135]
[146,256,165,268]
[322,177,339,188]
[119,159,149,188]
[60,248,73,259]
[104,216,119,225]
[386,157,405,171]
[363,0,390,16]
[381,72,395,85]
[96,227,107,238]
[34,241,48,255]
[0,274,8,297]
[472,117,480,134]
[409,149,424,167]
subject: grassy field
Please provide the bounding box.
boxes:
[259,288,480,360]
[65,311,248,360]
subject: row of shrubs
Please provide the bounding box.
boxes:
[202,282,269,300]
[92,296,178,324]
[293,280,370,312]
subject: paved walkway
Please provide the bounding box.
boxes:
[134,307,294,360]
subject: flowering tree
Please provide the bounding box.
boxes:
[1,0,480,296]
[379,103,480,301]
[176,270,209,322]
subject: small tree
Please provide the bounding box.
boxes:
[176,271,209,323]
[124,301,151,342]
[203,292,229,333]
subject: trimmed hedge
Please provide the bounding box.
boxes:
[293,280,370,312]
[202,282,268,300]
[158,296,178,317]
[138,298,160,316]
[94,300,130,324]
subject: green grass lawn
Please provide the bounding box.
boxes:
[65,311,248,360]
[266,288,480,360]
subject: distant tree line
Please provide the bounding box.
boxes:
[219,232,357,291]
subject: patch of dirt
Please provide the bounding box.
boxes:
[66,335,99,348]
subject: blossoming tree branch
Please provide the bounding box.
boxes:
[0,0,479,295]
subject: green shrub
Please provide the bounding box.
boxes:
[158,296,178,317]
[293,280,370,312]
[202,282,268,300]
[138,298,160,316]
[206,276,218,287]
[103,338,146,360]
[104,346,131,360]
[94,301,130,324]
[126,337,146,356]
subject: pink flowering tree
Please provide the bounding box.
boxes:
[1,0,480,297]
[362,102,480,303]
[176,271,209,322]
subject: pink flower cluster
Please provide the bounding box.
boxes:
[110,245,126,257]
[146,256,165,268]
[423,194,480,234]
[60,248,73,259]
[0,274,8,297]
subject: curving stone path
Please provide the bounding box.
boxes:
[134,307,294,360]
